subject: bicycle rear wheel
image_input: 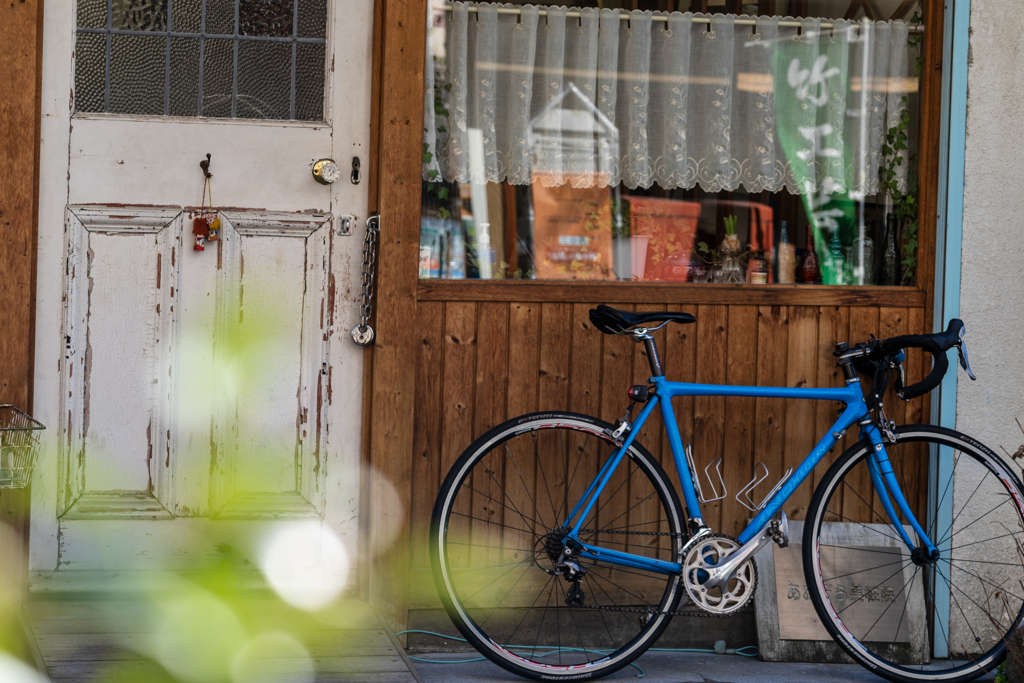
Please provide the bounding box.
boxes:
[804,425,1024,683]
[430,412,686,681]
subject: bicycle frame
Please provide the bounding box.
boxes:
[562,375,938,576]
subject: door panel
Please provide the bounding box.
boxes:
[210,212,332,519]
[61,207,180,519]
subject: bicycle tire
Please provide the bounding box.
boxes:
[430,411,687,681]
[804,425,1024,683]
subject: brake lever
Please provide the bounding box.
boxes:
[956,326,977,381]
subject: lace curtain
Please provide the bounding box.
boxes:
[424,4,911,196]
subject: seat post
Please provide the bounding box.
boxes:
[643,335,664,377]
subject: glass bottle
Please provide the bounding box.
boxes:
[881,212,899,286]
[777,221,795,284]
[827,230,845,285]
[796,224,820,283]
[852,232,874,286]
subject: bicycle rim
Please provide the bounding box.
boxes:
[431,413,686,680]
[805,426,1024,683]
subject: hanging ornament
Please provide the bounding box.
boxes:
[193,173,210,251]
[206,175,220,241]
[193,214,208,251]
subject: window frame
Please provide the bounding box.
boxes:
[412,2,942,302]
[73,0,330,121]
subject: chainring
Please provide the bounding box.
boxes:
[682,533,758,616]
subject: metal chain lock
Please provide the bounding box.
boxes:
[351,214,380,346]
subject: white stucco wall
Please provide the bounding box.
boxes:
[948,0,1024,649]
[957,2,1024,458]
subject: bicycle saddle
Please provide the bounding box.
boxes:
[589,304,696,335]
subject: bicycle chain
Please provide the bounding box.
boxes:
[571,529,730,618]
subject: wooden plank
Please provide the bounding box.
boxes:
[535,303,572,529]
[538,303,572,413]
[47,663,415,683]
[565,303,604,545]
[594,305,635,547]
[358,0,385,606]
[916,0,945,326]
[439,303,477,569]
[0,0,42,411]
[629,305,666,556]
[842,307,880,525]
[660,305,697,549]
[905,307,929,520]
[34,630,400,661]
[720,306,758,539]
[692,305,728,532]
[24,598,383,634]
[752,306,789,523]
[502,303,541,566]
[470,303,509,570]
[417,281,926,308]
[410,302,445,568]
[367,0,429,632]
[782,306,818,521]
[879,307,921,525]
[814,306,850,522]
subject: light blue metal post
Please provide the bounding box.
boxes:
[929,0,971,659]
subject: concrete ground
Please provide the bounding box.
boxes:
[411,650,887,683]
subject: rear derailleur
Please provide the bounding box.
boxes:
[558,542,587,607]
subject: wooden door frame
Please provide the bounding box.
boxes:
[0,0,44,603]
[363,0,946,632]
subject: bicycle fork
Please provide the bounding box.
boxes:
[861,422,940,563]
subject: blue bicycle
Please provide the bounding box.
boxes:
[431,305,1024,682]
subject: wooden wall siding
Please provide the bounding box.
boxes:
[409,302,931,592]
[0,0,43,602]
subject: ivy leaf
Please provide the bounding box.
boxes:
[438,187,450,200]
[427,170,439,180]
[697,242,708,253]
[437,125,447,133]
[423,150,433,163]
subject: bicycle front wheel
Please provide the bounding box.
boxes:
[804,425,1024,683]
[430,412,686,681]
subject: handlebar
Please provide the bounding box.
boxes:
[838,319,976,401]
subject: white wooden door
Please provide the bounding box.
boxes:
[31,0,373,590]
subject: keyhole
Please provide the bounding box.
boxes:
[351,157,361,185]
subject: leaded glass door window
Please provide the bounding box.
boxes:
[75,0,328,120]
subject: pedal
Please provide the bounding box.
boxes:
[736,462,794,512]
[685,445,726,504]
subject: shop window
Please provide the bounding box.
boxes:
[74,0,328,120]
[420,1,923,286]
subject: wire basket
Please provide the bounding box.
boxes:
[0,405,45,489]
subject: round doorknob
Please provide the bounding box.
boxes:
[312,158,341,185]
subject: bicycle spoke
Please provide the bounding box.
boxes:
[463,483,548,535]
[436,420,682,676]
[949,529,1024,553]
[533,435,565,529]
[504,443,550,530]
[823,508,905,544]
[450,510,534,537]
[937,467,994,547]
[823,557,908,582]
[940,498,1012,549]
